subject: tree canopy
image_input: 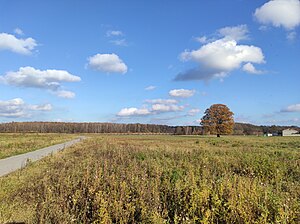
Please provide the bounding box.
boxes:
[201,104,234,137]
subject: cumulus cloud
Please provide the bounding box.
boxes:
[0,66,80,98]
[254,0,300,30]
[117,103,185,117]
[0,98,52,118]
[145,99,178,104]
[117,107,151,117]
[117,98,186,117]
[145,85,156,91]
[175,25,265,81]
[0,33,37,55]
[169,89,195,98]
[218,24,249,41]
[87,53,128,74]
[0,98,25,117]
[175,67,227,81]
[242,63,264,74]
[106,30,123,37]
[281,103,300,112]
[151,104,184,113]
[182,39,265,69]
[118,94,189,117]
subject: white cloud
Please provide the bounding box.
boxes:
[0,66,80,98]
[118,95,187,117]
[0,33,37,55]
[28,104,52,111]
[187,108,201,116]
[195,36,208,44]
[145,85,156,91]
[194,35,217,44]
[0,98,25,117]
[145,99,178,104]
[88,53,128,74]
[254,0,300,30]
[242,62,264,74]
[286,31,297,40]
[106,30,128,46]
[259,25,269,31]
[117,107,151,117]
[281,103,300,112]
[180,40,264,72]
[151,104,184,112]
[169,89,195,98]
[109,39,128,46]
[218,24,249,41]
[55,90,76,99]
[0,98,52,118]
[176,25,265,81]
[14,28,24,35]
[106,30,123,37]
[117,99,186,117]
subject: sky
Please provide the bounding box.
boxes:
[0,0,300,126]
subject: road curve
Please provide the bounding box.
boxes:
[0,136,86,177]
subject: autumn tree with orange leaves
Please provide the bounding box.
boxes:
[201,104,234,137]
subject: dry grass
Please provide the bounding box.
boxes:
[0,135,299,223]
[0,133,78,159]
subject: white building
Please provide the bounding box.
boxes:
[282,129,300,137]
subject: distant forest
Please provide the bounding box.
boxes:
[0,122,299,135]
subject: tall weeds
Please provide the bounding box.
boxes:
[1,135,299,223]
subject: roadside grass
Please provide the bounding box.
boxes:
[0,133,78,159]
[0,135,299,223]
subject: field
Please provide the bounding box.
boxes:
[0,135,299,223]
[0,133,78,159]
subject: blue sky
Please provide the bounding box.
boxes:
[0,0,300,126]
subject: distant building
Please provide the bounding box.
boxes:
[282,129,300,137]
[264,132,280,137]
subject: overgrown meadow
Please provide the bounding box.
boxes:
[0,135,299,223]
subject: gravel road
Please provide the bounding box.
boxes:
[0,136,86,177]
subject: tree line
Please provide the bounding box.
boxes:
[0,122,202,135]
[0,121,298,135]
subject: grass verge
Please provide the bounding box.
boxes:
[0,133,78,159]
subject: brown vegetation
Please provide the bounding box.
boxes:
[0,135,299,223]
[201,104,234,137]
[0,122,202,135]
[0,122,299,136]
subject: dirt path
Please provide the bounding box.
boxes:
[0,136,86,177]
